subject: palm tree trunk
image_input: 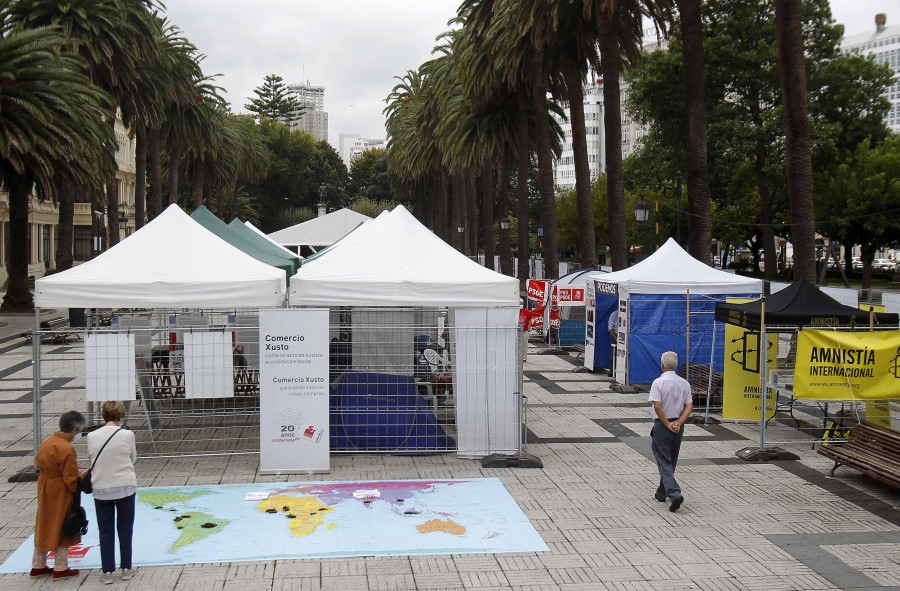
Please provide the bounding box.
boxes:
[135,124,147,229]
[563,58,597,269]
[531,51,558,280]
[55,177,75,271]
[167,139,181,206]
[755,136,777,281]
[516,92,530,287]
[193,163,204,209]
[217,186,226,218]
[775,0,816,284]
[481,163,495,270]
[679,0,712,264]
[498,153,513,276]
[438,170,450,242]
[106,179,119,246]
[150,126,162,217]
[466,166,478,256]
[106,117,120,247]
[599,20,627,271]
[1,175,34,312]
[451,171,464,252]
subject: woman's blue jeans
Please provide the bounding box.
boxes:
[93,494,134,573]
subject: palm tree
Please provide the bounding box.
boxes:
[14,0,161,253]
[0,3,114,310]
[774,0,816,283]
[677,0,712,264]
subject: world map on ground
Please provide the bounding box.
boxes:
[0,478,547,571]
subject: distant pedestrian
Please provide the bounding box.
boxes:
[87,401,137,584]
[607,309,618,377]
[32,410,86,581]
[649,351,693,512]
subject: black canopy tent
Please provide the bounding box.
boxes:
[714,280,899,331]
[714,280,898,459]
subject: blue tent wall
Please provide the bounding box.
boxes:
[628,293,756,383]
[329,372,453,451]
[593,293,618,370]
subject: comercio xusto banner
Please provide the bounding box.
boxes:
[794,330,900,400]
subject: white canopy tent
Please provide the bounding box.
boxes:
[289,205,520,458]
[36,204,286,308]
[268,208,372,248]
[289,206,518,307]
[598,238,762,294]
[588,239,763,383]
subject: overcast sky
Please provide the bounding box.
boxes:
[160,0,897,153]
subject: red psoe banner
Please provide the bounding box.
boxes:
[527,279,549,303]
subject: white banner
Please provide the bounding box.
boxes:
[183,331,234,399]
[85,333,136,402]
[259,309,330,473]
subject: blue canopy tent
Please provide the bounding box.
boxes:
[596,239,763,384]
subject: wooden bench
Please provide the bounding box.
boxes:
[677,364,724,406]
[21,317,81,344]
[817,421,900,489]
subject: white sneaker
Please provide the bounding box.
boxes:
[99,572,114,585]
[121,568,134,581]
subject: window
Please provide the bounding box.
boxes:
[74,226,92,261]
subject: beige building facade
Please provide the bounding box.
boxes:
[0,114,136,286]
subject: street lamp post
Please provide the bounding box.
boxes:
[118,206,128,235]
[636,172,683,244]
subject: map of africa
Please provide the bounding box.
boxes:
[0,478,547,571]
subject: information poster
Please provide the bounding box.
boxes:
[259,309,329,473]
[85,333,136,402]
[722,299,777,421]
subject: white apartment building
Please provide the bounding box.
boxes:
[551,79,646,189]
[0,114,136,285]
[286,82,329,142]
[338,133,386,169]
[840,13,900,134]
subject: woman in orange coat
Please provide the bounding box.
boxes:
[31,410,85,581]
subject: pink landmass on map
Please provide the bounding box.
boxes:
[274,480,468,508]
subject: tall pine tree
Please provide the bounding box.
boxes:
[245,74,303,126]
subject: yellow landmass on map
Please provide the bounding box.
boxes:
[257,495,335,537]
[416,518,466,536]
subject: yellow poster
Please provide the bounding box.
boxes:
[795,330,900,400]
[722,299,778,421]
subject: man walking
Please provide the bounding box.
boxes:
[649,351,693,512]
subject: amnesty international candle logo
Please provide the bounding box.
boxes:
[795,330,900,400]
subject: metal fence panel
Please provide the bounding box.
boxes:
[33,306,524,461]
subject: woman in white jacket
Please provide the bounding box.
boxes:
[87,401,137,584]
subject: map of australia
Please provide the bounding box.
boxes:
[0,478,548,572]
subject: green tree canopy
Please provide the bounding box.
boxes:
[817,136,900,287]
[348,148,395,203]
[626,0,892,275]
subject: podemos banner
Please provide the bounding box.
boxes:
[795,329,900,400]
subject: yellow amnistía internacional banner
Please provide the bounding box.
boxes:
[722,299,778,421]
[795,330,900,400]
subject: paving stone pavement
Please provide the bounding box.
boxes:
[0,318,898,590]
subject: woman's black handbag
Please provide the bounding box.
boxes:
[61,492,88,537]
[78,428,120,494]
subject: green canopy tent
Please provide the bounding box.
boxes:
[228,219,302,274]
[190,206,299,281]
